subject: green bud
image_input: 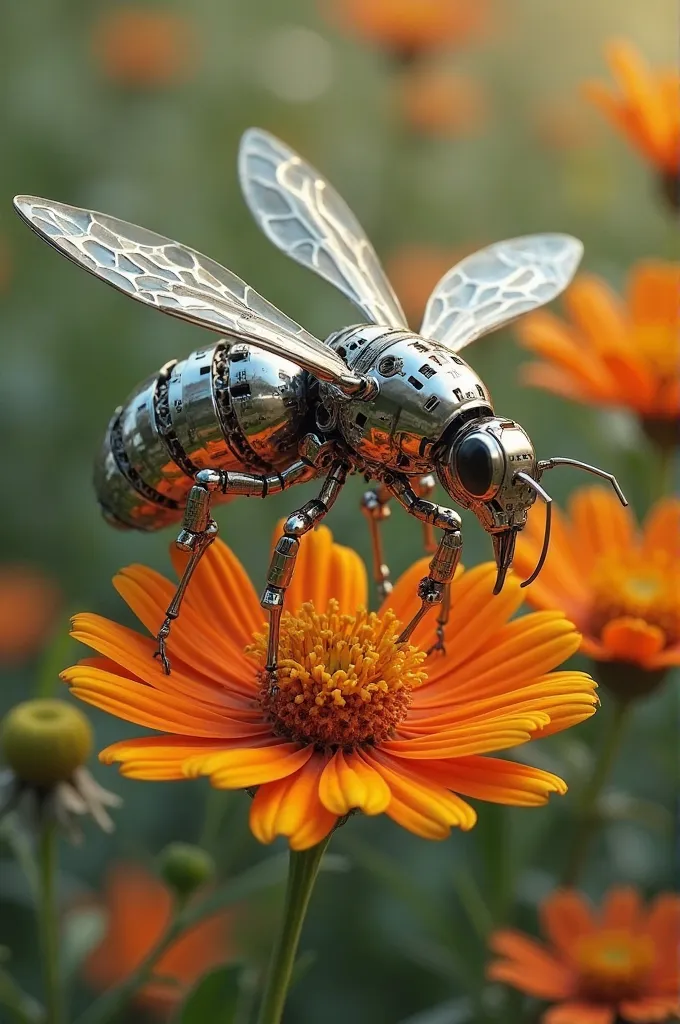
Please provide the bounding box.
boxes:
[158,842,215,897]
[2,699,93,787]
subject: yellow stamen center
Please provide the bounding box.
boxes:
[575,930,654,1001]
[588,551,680,646]
[246,600,428,750]
[633,323,680,379]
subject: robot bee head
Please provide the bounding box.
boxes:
[438,417,540,593]
[438,418,628,595]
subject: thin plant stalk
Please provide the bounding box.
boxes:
[562,699,631,886]
[38,823,61,1024]
[256,838,331,1024]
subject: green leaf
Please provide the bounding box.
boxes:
[174,965,242,1024]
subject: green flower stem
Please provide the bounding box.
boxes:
[38,824,61,1024]
[562,699,632,887]
[256,838,331,1024]
[655,444,675,502]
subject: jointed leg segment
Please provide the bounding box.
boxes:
[154,460,312,673]
[383,474,462,649]
[261,461,348,680]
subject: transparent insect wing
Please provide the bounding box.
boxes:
[420,234,584,352]
[238,128,408,331]
[13,196,361,388]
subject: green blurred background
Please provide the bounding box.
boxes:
[0,1,676,1021]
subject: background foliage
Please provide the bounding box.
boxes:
[0,1,676,1022]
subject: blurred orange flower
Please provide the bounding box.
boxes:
[398,67,486,138]
[0,566,60,664]
[387,244,480,327]
[517,262,680,430]
[325,0,490,60]
[514,488,679,699]
[583,40,679,180]
[488,886,680,1024]
[84,863,230,1014]
[91,7,197,88]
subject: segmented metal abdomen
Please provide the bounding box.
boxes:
[94,341,308,530]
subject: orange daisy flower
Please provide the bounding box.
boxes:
[324,0,490,61]
[62,528,597,851]
[91,7,197,88]
[83,862,230,1014]
[488,886,680,1024]
[514,488,679,699]
[398,67,487,138]
[0,565,60,664]
[517,262,680,438]
[583,40,679,182]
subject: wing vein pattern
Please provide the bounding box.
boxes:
[239,128,407,331]
[421,234,584,352]
[13,195,360,387]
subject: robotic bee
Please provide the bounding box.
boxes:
[14,128,625,677]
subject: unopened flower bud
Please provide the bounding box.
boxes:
[158,842,215,898]
[2,699,93,787]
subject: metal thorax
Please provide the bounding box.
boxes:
[14,126,627,679]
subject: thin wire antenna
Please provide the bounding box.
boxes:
[537,457,628,506]
[515,472,553,589]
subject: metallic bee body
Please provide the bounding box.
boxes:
[14,127,626,678]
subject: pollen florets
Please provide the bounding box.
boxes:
[247,601,428,750]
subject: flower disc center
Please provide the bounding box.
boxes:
[247,600,428,750]
[576,930,654,1001]
[588,552,680,645]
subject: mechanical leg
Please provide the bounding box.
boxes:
[384,475,462,650]
[360,482,393,599]
[414,474,438,554]
[154,460,313,673]
[260,461,348,682]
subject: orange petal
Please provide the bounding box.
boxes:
[540,890,596,958]
[63,664,264,738]
[562,275,629,354]
[318,749,391,816]
[628,261,680,326]
[415,611,581,707]
[642,498,680,560]
[100,735,237,780]
[273,523,368,615]
[520,361,617,406]
[421,755,567,806]
[487,929,574,999]
[249,755,337,850]
[513,502,591,624]
[543,1003,614,1024]
[70,613,256,704]
[605,40,668,153]
[184,741,314,789]
[619,999,680,1023]
[169,537,263,646]
[600,886,643,930]
[645,893,680,949]
[516,310,617,391]
[380,555,432,643]
[600,617,666,666]
[113,567,257,688]
[365,750,476,838]
[568,487,637,575]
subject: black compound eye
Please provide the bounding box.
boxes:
[455,434,501,497]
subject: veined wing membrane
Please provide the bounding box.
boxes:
[421,234,583,353]
[239,128,408,331]
[13,196,362,389]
